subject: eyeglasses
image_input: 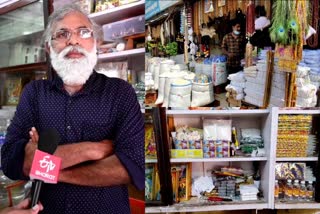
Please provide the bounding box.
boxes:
[52,27,93,42]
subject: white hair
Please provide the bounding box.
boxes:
[42,4,103,45]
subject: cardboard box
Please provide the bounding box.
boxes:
[171,149,203,159]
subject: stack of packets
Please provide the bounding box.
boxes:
[171,164,192,202]
[171,125,203,158]
[225,71,246,101]
[203,119,232,158]
[269,62,286,107]
[240,128,265,157]
[239,184,259,201]
[243,50,268,107]
[277,115,312,157]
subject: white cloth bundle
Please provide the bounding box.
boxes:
[225,84,244,94]
[231,80,246,88]
[191,82,214,107]
[297,66,310,78]
[296,96,315,107]
[297,84,317,98]
[228,71,245,82]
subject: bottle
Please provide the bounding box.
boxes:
[127,70,132,84]
[306,181,314,201]
[285,179,293,201]
[231,127,239,149]
[274,180,279,200]
[299,181,306,201]
[292,180,300,200]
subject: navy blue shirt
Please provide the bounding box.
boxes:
[1,72,144,214]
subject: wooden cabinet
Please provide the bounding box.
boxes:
[0,0,49,108]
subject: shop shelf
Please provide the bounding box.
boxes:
[98,48,145,61]
[278,109,320,115]
[170,157,268,163]
[275,202,320,209]
[88,0,145,25]
[145,197,268,213]
[166,109,270,118]
[276,157,318,162]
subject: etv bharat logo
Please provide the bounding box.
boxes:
[39,156,56,173]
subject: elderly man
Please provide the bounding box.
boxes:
[1,4,144,214]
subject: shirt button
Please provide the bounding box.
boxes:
[67,126,71,130]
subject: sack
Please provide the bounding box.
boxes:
[169,79,192,108]
[191,82,214,107]
[162,72,188,107]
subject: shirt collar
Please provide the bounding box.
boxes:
[50,70,100,95]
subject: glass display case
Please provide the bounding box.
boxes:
[0,0,49,108]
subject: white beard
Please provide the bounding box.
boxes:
[50,44,98,85]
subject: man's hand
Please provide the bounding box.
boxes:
[89,140,113,160]
[23,127,38,176]
[0,198,43,214]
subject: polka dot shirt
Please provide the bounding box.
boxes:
[1,72,144,214]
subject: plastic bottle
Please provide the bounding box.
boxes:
[292,180,300,200]
[285,179,293,201]
[306,181,314,201]
[231,127,239,149]
[299,181,306,201]
[274,180,279,200]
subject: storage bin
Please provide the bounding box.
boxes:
[129,197,145,214]
[103,15,145,41]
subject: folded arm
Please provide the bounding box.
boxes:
[23,127,113,176]
[58,154,130,186]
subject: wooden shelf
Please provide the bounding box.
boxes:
[166,109,270,118]
[0,62,47,73]
[98,48,145,61]
[146,198,268,213]
[170,157,268,163]
[276,157,318,161]
[275,202,320,209]
[88,0,145,25]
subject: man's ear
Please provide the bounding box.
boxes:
[96,40,103,49]
[45,42,50,54]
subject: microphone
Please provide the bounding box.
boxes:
[29,128,61,208]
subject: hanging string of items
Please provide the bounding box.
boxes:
[245,0,255,68]
[269,0,309,107]
[269,0,309,71]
